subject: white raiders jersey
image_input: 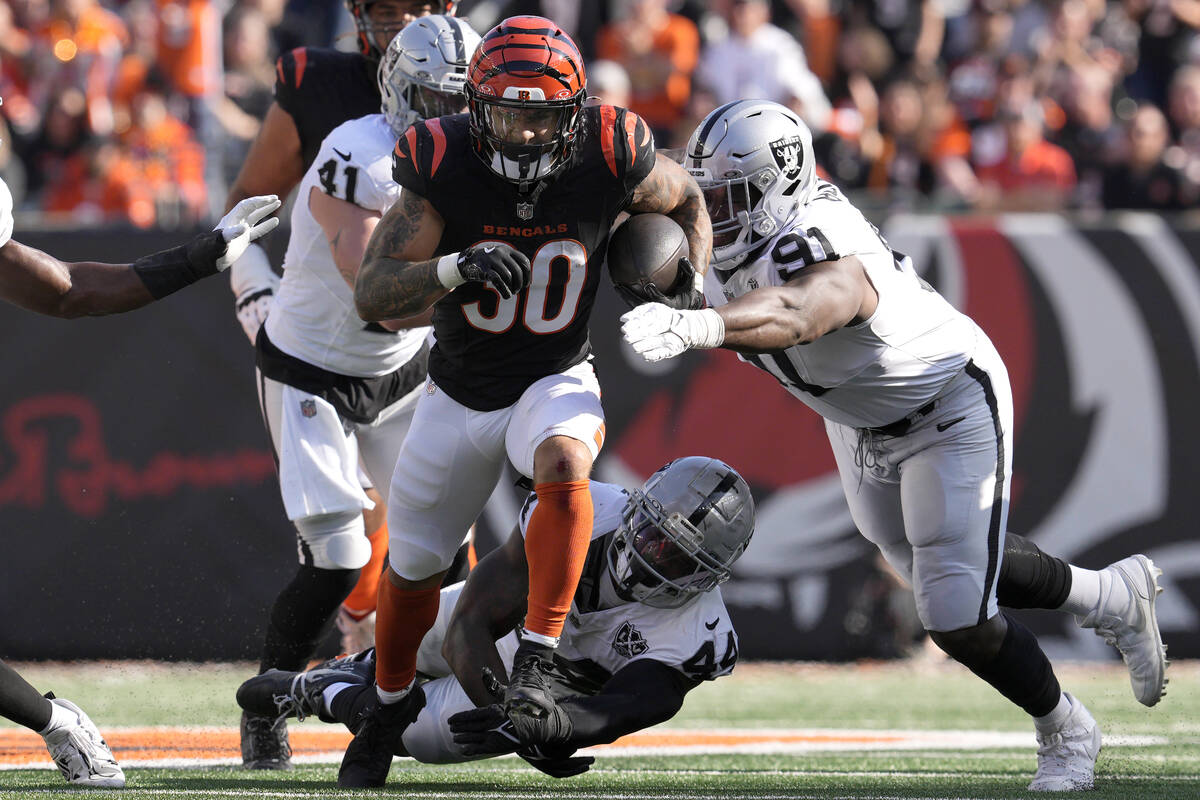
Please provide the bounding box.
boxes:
[704,181,979,428]
[0,177,13,248]
[266,114,429,378]
[518,482,739,692]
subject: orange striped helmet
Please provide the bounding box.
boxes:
[465,16,586,186]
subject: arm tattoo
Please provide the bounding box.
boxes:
[355,190,446,320]
[629,153,714,273]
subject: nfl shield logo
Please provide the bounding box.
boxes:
[300,399,317,418]
[517,202,534,221]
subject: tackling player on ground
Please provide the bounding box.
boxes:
[340,15,710,787]
[240,15,479,771]
[224,0,455,699]
[237,458,752,777]
[0,176,279,788]
[621,100,1167,792]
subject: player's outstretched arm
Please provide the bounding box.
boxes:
[620,255,878,362]
[627,152,712,276]
[354,189,448,321]
[0,196,280,318]
[550,660,695,749]
[442,527,530,708]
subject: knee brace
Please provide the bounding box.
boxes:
[296,511,369,570]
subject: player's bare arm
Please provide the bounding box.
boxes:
[309,187,431,330]
[354,189,446,321]
[627,152,712,274]
[225,104,306,212]
[0,196,280,318]
[716,256,879,352]
[442,527,530,708]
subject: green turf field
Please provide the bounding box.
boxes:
[0,659,1195,799]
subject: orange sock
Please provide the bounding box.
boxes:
[523,479,593,640]
[342,522,388,618]
[374,578,439,693]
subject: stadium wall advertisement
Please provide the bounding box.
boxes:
[1,217,1198,662]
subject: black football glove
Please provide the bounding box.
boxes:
[456,242,532,299]
[518,745,594,779]
[447,703,593,779]
[614,256,705,311]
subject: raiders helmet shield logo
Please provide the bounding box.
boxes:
[300,399,317,418]
[612,621,649,658]
[770,135,804,181]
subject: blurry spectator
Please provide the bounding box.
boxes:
[596,0,700,140]
[1124,0,1200,106]
[1051,63,1122,207]
[42,138,155,226]
[1102,104,1195,208]
[22,85,89,198]
[0,0,38,137]
[499,0,611,59]
[111,0,158,132]
[29,0,128,136]
[123,87,207,224]
[946,0,1015,128]
[695,0,832,130]
[155,0,223,212]
[668,82,719,149]
[843,0,944,68]
[587,59,632,108]
[218,4,275,183]
[862,77,935,202]
[1168,64,1200,165]
[975,99,1077,209]
[778,0,842,85]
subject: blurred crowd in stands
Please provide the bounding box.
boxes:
[1,0,1198,229]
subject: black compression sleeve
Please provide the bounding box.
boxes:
[558,659,694,748]
[131,230,226,299]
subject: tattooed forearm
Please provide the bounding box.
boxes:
[355,190,447,320]
[628,152,713,273]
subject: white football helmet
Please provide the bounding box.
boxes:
[378,14,480,137]
[685,100,817,266]
[607,457,755,609]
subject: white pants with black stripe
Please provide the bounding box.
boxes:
[825,334,1013,633]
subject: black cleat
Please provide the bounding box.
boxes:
[237,651,376,724]
[239,710,293,771]
[504,639,558,719]
[337,685,427,788]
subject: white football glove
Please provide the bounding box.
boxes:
[214,195,282,271]
[620,303,725,363]
[230,241,279,345]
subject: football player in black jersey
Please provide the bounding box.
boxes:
[338,15,711,788]
[221,0,454,770]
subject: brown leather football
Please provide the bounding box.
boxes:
[606,213,688,296]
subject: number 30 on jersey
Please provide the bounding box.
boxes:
[463,239,587,335]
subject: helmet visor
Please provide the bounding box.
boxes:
[483,104,570,146]
[702,180,754,248]
[409,83,467,119]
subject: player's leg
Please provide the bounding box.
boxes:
[0,661,124,788]
[997,533,1167,706]
[339,385,508,787]
[502,362,605,718]
[902,354,1099,792]
[248,373,374,769]
[337,489,389,654]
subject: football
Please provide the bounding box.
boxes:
[606,213,688,296]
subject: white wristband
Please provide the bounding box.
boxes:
[691,308,725,349]
[436,252,464,290]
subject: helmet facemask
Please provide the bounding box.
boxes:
[606,489,731,609]
[467,85,583,186]
[345,0,455,60]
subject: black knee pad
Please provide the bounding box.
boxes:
[997,533,1072,610]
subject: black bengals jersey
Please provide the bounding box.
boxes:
[274,47,381,171]
[392,105,657,411]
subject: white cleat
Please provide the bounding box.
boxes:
[1029,693,1102,792]
[1076,554,1167,707]
[337,606,376,655]
[42,697,125,789]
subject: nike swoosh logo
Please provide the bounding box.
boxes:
[705,619,719,630]
[332,148,352,161]
[936,416,967,432]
